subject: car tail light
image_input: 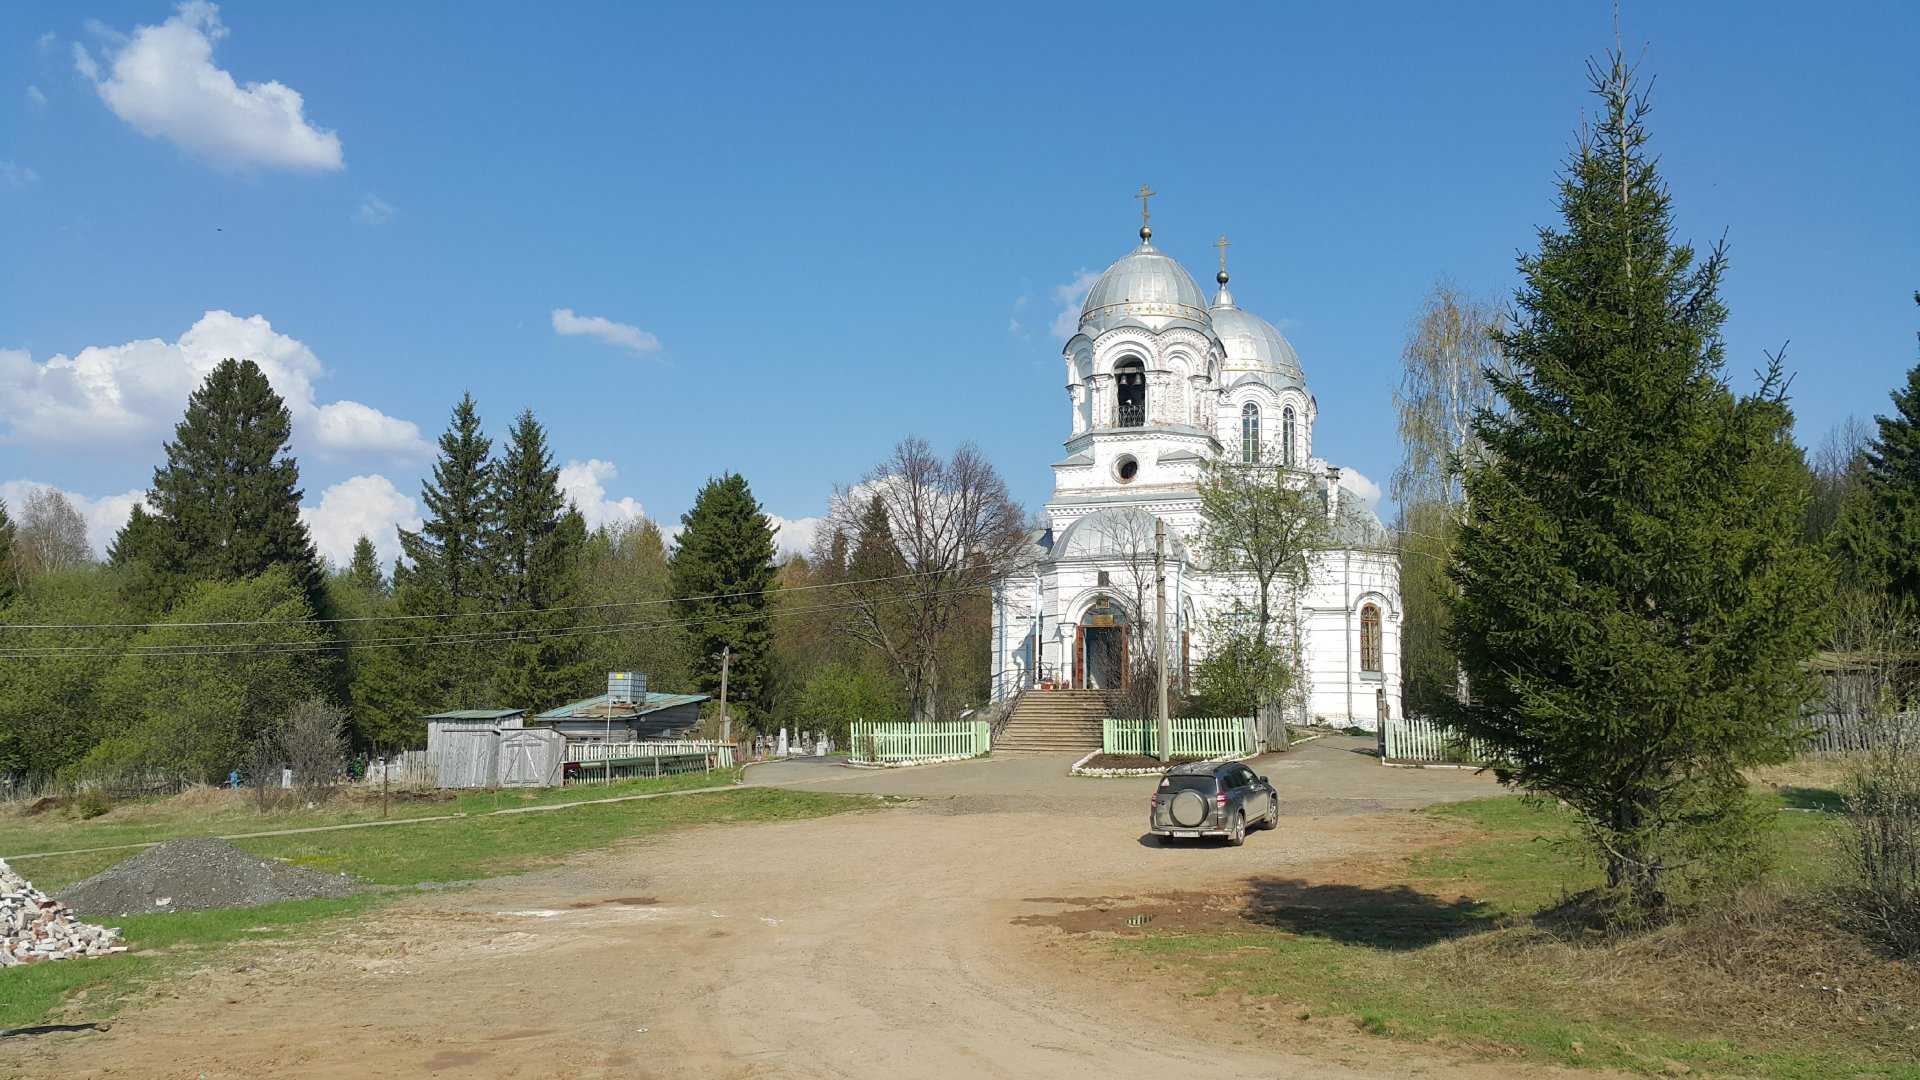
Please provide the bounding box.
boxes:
[1214,791,1228,808]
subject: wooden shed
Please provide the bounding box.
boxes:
[495,729,567,787]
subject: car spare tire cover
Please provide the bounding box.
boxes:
[1169,789,1208,828]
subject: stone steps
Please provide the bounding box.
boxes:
[996,690,1114,751]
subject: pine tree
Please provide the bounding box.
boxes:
[1830,294,1920,605]
[143,359,326,611]
[0,497,16,607]
[347,536,387,597]
[391,394,495,714]
[1446,56,1829,916]
[396,394,493,605]
[485,409,592,712]
[670,473,777,726]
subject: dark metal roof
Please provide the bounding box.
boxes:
[532,691,710,721]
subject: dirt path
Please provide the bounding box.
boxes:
[6,744,1557,1079]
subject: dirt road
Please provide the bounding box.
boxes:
[6,741,1541,1079]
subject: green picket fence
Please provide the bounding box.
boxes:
[1382,715,1499,765]
[847,720,991,764]
[1102,717,1255,759]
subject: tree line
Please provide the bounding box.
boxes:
[0,362,1019,786]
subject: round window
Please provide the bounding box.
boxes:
[1115,456,1139,483]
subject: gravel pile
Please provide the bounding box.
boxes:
[0,858,126,966]
[56,838,359,919]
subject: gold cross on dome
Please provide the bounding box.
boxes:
[1135,184,1155,227]
[1215,234,1230,273]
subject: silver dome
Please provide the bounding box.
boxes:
[1077,241,1212,337]
[1211,284,1303,384]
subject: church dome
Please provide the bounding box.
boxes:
[1210,283,1304,385]
[1077,240,1212,337]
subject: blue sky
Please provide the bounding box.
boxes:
[2,1,1915,566]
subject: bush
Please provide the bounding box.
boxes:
[73,789,111,819]
[1839,747,1920,956]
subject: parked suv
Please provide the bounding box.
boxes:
[1148,761,1278,846]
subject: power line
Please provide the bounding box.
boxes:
[0,581,993,660]
[0,566,945,633]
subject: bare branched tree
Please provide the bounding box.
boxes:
[281,698,348,803]
[15,486,93,584]
[825,438,1031,723]
[1391,282,1508,510]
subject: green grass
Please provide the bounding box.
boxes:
[1117,792,1920,1080]
[0,768,745,865]
[2,775,871,1031]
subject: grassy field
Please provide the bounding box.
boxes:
[1,774,874,1031]
[1117,792,1919,1080]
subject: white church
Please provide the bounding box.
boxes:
[989,208,1401,732]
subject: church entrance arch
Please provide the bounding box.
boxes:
[1074,596,1130,690]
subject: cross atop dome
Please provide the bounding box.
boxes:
[1134,184,1155,242]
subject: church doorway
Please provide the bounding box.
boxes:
[1074,598,1130,690]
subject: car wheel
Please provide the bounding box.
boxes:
[1261,799,1279,830]
[1226,812,1246,847]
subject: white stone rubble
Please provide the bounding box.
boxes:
[0,858,126,966]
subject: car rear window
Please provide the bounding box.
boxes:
[1159,775,1217,793]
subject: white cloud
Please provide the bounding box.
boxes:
[26,84,47,108]
[558,458,646,531]
[0,480,149,557]
[767,514,823,558]
[1339,467,1382,508]
[76,2,343,172]
[0,161,37,188]
[354,193,394,225]
[37,32,57,53]
[300,474,421,568]
[551,308,661,356]
[0,309,428,459]
[1049,270,1098,341]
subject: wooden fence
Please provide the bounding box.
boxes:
[565,740,736,770]
[847,720,990,765]
[1382,715,1501,766]
[1802,710,1919,755]
[1102,717,1255,759]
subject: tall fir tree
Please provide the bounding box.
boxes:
[346,536,387,597]
[485,409,592,712]
[396,394,494,605]
[391,395,495,713]
[136,359,327,613]
[670,473,777,727]
[1446,56,1828,915]
[1829,293,1920,606]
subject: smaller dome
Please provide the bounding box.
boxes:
[1078,241,1212,337]
[1211,286,1303,385]
[1055,507,1188,561]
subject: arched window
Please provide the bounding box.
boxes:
[1239,402,1261,463]
[1114,359,1146,428]
[1359,604,1382,673]
[1282,405,1297,466]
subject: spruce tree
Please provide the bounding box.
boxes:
[143,359,326,611]
[485,409,591,712]
[1446,56,1828,916]
[347,536,387,597]
[396,394,493,605]
[670,473,777,726]
[391,394,495,713]
[1830,294,1920,605]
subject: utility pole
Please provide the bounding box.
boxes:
[1155,519,1170,763]
[718,646,732,746]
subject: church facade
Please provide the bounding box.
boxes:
[989,216,1401,731]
